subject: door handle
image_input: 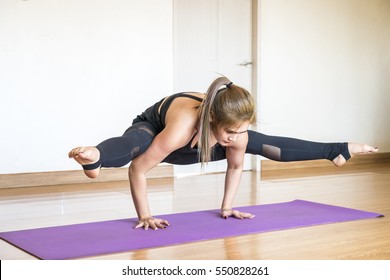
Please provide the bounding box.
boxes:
[239,60,253,67]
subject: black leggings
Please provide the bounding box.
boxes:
[83,122,350,170]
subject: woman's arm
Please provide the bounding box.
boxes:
[129,113,197,230]
[221,133,255,219]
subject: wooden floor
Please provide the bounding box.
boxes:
[0,163,389,260]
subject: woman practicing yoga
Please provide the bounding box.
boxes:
[68,76,378,230]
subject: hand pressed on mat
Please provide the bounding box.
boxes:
[221,209,255,220]
[135,216,170,230]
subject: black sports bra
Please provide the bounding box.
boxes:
[158,92,203,126]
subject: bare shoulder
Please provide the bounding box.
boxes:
[165,92,204,128]
[148,93,201,148]
[226,133,248,167]
[230,132,249,151]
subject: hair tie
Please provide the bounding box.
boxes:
[226,82,233,89]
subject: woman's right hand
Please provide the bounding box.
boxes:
[221,209,255,220]
[134,216,170,230]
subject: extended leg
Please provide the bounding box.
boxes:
[245,130,351,162]
[94,123,157,168]
[69,122,157,178]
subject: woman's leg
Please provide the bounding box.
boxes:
[68,123,157,178]
[245,130,377,166]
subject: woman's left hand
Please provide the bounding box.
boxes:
[221,209,255,220]
[135,216,170,230]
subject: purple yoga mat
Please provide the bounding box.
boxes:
[0,200,383,259]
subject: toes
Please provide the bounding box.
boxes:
[68,150,77,158]
[363,145,378,153]
[68,147,100,166]
[68,147,83,158]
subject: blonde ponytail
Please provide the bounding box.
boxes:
[197,77,256,166]
[198,77,231,165]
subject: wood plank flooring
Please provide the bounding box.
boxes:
[0,163,389,260]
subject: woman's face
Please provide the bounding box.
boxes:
[212,121,250,147]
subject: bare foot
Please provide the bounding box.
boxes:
[68,146,101,178]
[332,143,379,167]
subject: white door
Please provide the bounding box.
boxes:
[173,0,253,176]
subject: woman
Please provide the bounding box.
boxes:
[68,77,378,230]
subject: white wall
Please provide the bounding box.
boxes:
[257,0,390,151]
[0,0,173,174]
